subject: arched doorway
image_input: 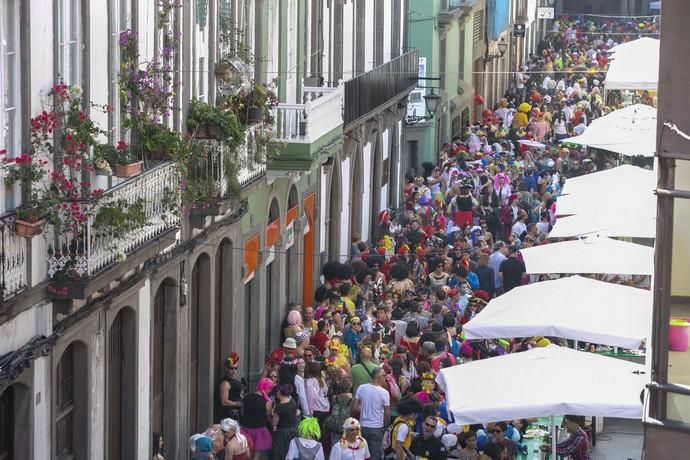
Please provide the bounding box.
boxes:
[55,341,88,459]
[286,186,299,301]
[350,149,364,244]
[190,254,212,432]
[0,383,30,459]
[215,239,233,421]
[107,307,136,459]
[371,136,383,239]
[265,199,281,351]
[327,160,342,260]
[152,280,177,452]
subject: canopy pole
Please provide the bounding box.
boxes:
[551,416,557,459]
[574,340,579,350]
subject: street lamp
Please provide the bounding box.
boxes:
[423,89,441,120]
[484,37,509,64]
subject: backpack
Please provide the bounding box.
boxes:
[382,419,411,459]
[323,395,352,434]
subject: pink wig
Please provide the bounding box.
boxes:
[256,378,275,402]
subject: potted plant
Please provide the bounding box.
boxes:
[139,123,181,161]
[108,141,143,178]
[0,151,51,238]
[186,100,246,147]
[92,197,147,238]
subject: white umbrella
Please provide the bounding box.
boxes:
[548,213,656,238]
[520,236,654,275]
[555,187,655,217]
[436,345,647,425]
[518,139,546,150]
[462,275,651,349]
[560,105,657,157]
[605,38,659,90]
[561,165,655,196]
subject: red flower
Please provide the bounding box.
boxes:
[117,141,128,151]
[0,149,6,155]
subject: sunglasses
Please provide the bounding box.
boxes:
[492,429,503,434]
[425,423,437,429]
[347,427,360,432]
[228,367,238,370]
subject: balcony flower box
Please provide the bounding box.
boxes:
[247,107,265,124]
[47,279,89,300]
[15,218,46,238]
[115,161,143,178]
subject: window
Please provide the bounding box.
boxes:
[108,0,131,141]
[0,0,20,156]
[473,10,483,43]
[193,0,209,102]
[55,0,83,85]
[0,387,13,460]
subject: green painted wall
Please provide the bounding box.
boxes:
[407,0,472,161]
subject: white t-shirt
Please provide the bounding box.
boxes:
[573,123,587,136]
[396,423,410,443]
[329,440,371,460]
[355,384,390,428]
[511,221,527,238]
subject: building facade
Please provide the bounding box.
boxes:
[0,0,413,458]
[404,0,540,174]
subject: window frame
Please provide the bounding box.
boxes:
[0,0,21,212]
[108,0,132,142]
[54,0,83,86]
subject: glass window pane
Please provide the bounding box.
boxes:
[5,0,15,53]
[5,54,15,107]
[69,0,78,41]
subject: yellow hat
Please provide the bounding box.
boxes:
[536,337,552,347]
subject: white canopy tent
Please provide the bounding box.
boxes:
[560,105,657,157]
[520,236,654,275]
[436,345,647,425]
[462,275,651,349]
[548,213,656,238]
[605,38,659,90]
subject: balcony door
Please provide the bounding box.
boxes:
[55,342,88,460]
[0,386,12,460]
[107,307,136,459]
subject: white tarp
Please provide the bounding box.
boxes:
[520,236,654,275]
[561,105,657,157]
[436,345,647,424]
[462,275,651,349]
[605,38,659,90]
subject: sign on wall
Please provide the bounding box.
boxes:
[537,7,555,19]
[513,23,526,38]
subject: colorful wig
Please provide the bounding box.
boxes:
[298,417,322,440]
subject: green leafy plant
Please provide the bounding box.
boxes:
[92,197,147,238]
[186,99,246,148]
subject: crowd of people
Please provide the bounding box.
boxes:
[186,15,659,460]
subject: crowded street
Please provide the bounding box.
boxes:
[3,0,689,459]
[197,13,659,460]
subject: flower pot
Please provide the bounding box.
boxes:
[247,107,265,124]
[115,161,143,178]
[96,169,112,176]
[47,279,89,300]
[14,218,46,238]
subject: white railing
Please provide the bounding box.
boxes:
[2,222,27,299]
[274,82,345,144]
[47,162,181,279]
[237,125,266,187]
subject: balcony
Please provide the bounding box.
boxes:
[0,215,27,303]
[344,49,419,129]
[46,162,181,296]
[271,82,345,171]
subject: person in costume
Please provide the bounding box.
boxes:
[329,418,371,460]
[219,353,243,421]
[286,417,325,460]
